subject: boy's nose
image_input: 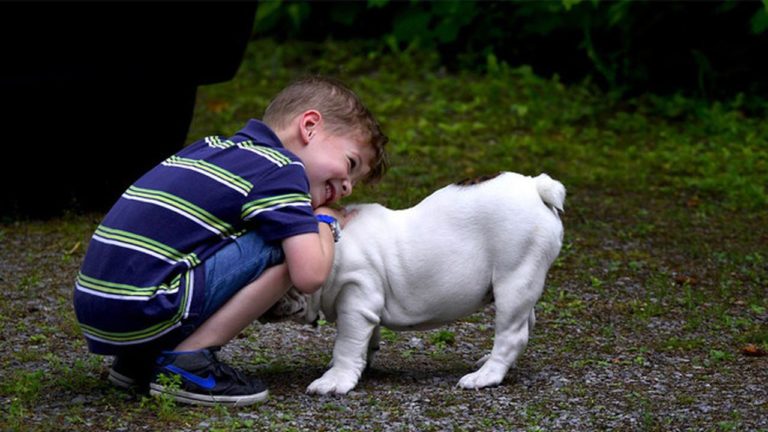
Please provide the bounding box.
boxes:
[341,179,352,197]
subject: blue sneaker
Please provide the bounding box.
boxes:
[149,347,268,406]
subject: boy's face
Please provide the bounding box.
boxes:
[300,127,374,208]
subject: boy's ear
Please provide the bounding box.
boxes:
[300,110,322,144]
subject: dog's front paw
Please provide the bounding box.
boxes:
[457,360,508,389]
[306,368,359,395]
[458,370,503,389]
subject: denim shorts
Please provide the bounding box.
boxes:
[196,231,284,325]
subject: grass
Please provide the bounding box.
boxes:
[1,38,767,431]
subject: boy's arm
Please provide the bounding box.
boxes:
[281,207,342,294]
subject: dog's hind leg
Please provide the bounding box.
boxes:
[458,260,547,389]
[473,308,535,369]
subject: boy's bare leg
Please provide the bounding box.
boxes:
[174,264,291,351]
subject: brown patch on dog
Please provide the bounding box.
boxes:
[455,172,502,187]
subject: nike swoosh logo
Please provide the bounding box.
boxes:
[164,365,216,390]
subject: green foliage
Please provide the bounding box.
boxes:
[1,370,44,430]
[142,373,182,420]
[389,1,478,48]
[379,327,398,343]
[752,5,768,34]
[191,39,768,211]
[429,330,456,349]
[251,1,768,102]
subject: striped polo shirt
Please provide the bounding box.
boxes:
[73,120,318,354]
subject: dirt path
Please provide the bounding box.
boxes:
[1,190,766,431]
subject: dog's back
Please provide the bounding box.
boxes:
[331,172,565,330]
[446,171,565,266]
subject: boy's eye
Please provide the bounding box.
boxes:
[348,157,357,171]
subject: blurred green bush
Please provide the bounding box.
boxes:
[253,0,768,108]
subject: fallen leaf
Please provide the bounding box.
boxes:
[674,274,698,286]
[686,197,700,208]
[742,344,768,357]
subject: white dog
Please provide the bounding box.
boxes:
[265,172,565,395]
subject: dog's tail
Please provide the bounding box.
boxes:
[534,173,566,214]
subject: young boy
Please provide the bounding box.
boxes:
[73,76,388,406]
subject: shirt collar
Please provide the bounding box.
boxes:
[233,119,283,147]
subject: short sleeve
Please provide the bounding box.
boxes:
[241,163,318,243]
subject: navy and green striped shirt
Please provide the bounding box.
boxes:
[73,120,318,354]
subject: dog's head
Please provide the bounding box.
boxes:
[260,286,322,325]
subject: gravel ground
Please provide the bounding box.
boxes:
[1,198,767,431]
[227,317,767,432]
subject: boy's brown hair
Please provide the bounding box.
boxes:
[263,76,388,184]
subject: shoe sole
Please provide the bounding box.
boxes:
[108,369,136,389]
[149,384,269,407]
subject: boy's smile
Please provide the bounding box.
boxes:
[325,181,338,205]
[302,129,374,208]
[275,108,378,209]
